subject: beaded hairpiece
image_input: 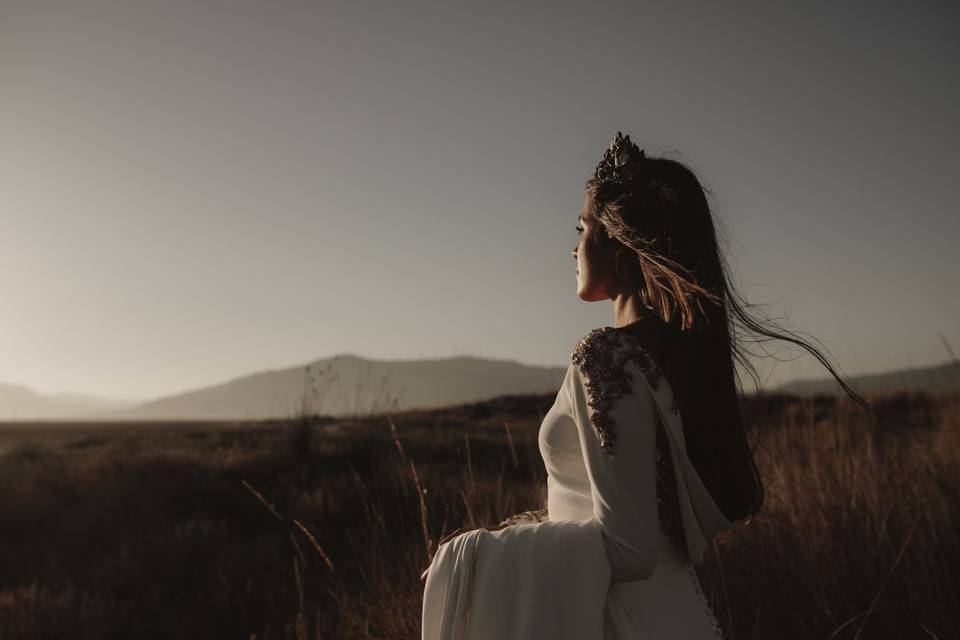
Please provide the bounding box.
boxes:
[592,131,646,187]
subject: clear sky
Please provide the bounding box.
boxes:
[1,0,957,401]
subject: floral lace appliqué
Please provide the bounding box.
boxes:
[571,326,687,555]
[571,327,662,455]
[655,418,687,555]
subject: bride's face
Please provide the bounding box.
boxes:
[572,192,617,302]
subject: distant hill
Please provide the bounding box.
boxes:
[7,354,956,422]
[0,383,138,420]
[775,360,960,396]
[98,354,568,421]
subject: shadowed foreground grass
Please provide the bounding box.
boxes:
[0,390,957,639]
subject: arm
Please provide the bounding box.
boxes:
[567,359,661,582]
[423,511,611,639]
[423,345,658,636]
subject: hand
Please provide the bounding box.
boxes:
[496,508,548,528]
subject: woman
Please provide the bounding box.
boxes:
[420,132,872,639]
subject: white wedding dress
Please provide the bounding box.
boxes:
[421,327,732,639]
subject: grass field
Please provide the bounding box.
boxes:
[0,390,957,639]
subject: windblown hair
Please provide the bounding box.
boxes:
[585,154,906,523]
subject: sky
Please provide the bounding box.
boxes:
[1,0,957,401]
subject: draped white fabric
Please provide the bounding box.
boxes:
[421,340,731,639]
[421,520,611,639]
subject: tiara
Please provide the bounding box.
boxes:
[593,131,645,187]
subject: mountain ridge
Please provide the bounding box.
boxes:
[4,355,956,421]
[772,360,959,396]
[1,354,569,421]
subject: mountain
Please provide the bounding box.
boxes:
[0,383,139,420]
[775,360,960,396]
[8,354,954,422]
[101,354,568,420]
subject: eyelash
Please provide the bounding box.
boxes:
[576,226,584,235]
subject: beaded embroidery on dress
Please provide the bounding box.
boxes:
[571,327,662,454]
[572,326,687,555]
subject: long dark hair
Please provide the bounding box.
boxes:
[585,154,924,523]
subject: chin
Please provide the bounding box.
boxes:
[576,285,604,302]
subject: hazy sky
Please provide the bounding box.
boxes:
[1,0,957,401]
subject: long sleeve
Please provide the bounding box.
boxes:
[422,327,736,639]
[566,358,662,582]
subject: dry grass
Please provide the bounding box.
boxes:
[702,392,960,639]
[0,390,956,639]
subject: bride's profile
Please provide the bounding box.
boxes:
[419,131,879,639]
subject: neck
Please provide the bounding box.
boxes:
[609,290,674,362]
[611,290,656,329]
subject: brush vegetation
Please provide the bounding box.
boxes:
[0,390,957,639]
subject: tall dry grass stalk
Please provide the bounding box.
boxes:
[389,417,434,562]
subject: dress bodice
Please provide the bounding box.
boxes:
[538,351,688,568]
[421,326,731,640]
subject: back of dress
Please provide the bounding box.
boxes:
[545,327,726,638]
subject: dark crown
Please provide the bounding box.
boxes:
[593,131,645,187]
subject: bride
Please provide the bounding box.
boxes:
[420,132,859,639]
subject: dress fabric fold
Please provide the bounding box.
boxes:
[421,330,732,639]
[422,520,611,639]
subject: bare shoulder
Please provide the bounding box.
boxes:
[570,327,663,454]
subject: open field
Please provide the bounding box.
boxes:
[0,390,957,639]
